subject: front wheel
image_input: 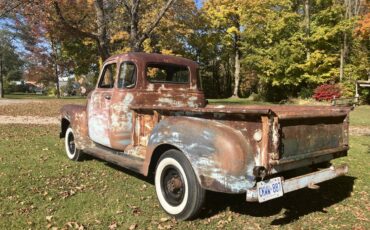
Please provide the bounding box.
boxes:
[64,127,84,161]
[155,149,205,220]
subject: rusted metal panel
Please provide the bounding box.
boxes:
[88,89,112,147]
[130,104,271,116]
[270,116,280,160]
[260,116,270,169]
[60,104,95,150]
[144,116,257,193]
[278,117,345,159]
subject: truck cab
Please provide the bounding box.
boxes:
[87,53,205,150]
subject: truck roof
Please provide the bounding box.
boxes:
[105,52,199,68]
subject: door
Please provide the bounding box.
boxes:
[109,61,138,151]
[88,62,117,147]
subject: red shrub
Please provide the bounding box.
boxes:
[313,84,341,101]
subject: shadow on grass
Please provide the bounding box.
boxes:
[198,176,355,226]
[83,155,355,226]
[85,156,153,184]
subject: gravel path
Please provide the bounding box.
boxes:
[349,126,370,136]
[0,115,59,125]
[0,99,44,106]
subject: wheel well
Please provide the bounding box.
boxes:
[60,118,70,138]
[148,144,180,178]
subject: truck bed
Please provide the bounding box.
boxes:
[130,104,350,176]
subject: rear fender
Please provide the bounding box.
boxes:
[145,117,256,193]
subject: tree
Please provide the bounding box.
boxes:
[0,30,24,97]
[203,0,242,98]
[122,0,178,51]
[339,0,364,82]
[356,12,370,39]
[52,0,178,60]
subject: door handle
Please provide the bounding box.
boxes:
[104,94,111,100]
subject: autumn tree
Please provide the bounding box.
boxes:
[203,0,242,98]
[51,0,179,60]
[0,29,24,97]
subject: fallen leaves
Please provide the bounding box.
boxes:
[64,221,85,230]
[159,217,170,223]
[108,222,118,230]
[115,210,124,214]
[128,205,141,216]
[46,215,53,222]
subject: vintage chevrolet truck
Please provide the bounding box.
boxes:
[60,52,350,220]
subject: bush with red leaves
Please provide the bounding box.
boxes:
[313,84,341,101]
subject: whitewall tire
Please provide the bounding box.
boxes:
[64,127,83,161]
[155,149,205,220]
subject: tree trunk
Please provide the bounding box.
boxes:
[304,0,310,60]
[339,33,348,82]
[52,41,61,98]
[212,59,216,97]
[340,0,354,82]
[0,55,3,98]
[227,56,232,95]
[94,0,110,60]
[232,47,240,98]
[130,0,141,51]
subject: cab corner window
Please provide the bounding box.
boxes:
[118,62,137,89]
[98,63,117,88]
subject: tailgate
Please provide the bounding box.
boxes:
[267,106,350,172]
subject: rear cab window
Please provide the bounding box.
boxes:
[146,63,189,84]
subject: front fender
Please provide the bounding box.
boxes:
[60,104,93,150]
[146,116,256,193]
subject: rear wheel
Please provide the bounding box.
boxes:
[64,127,84,161]
[155,149,205,220]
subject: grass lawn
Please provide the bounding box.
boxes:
[0,98,369,229]
[350,106,370,126]
[0,125,369,229]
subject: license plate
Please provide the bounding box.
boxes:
[257,177,283,202]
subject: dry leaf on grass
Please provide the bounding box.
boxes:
[46,215,53,222]
[109,222,118,230]
[129,223,138,230]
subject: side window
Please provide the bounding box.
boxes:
[146,63,189,83]
[98,63,117,88]
[118,62,136,88]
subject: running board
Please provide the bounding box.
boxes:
[84,146,144,174]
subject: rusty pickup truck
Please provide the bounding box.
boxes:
[60,52,350,220]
